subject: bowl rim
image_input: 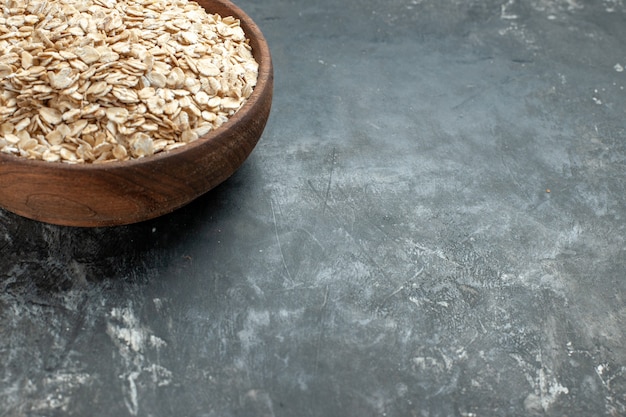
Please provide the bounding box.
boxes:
[0,0,272,172]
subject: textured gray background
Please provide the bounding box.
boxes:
[1,0,626,416]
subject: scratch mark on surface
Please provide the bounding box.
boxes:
[499,153,533,203]
[322,147,337,215]
[314,285,330,375]
[377,266,425,311]
[296,227,326,252]
[451,91,483,110]
[270,198,293,284]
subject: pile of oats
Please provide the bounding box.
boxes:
[0,0,258,163]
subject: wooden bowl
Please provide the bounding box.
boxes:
[0,0,272,227]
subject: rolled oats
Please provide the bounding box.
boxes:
[0,0,259,163]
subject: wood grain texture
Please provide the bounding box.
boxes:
[0,0,273,227]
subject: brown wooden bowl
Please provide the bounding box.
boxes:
[0,0,272,227]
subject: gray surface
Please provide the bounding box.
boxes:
[1,0,625,416]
